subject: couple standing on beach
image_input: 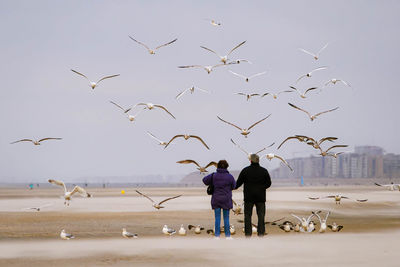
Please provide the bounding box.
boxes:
[202,154,271,239]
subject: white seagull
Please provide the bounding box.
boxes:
[260,90,293,100]
[296,66,328,84]
[291,213,317,232]
[178,61,237,74]
[128,36,177,54]
[289,86,318,99]
[147,131,170,147]
[110,101,132,114]
[164,134,210,150]
[162,225,176,236]
[122,228,138,238]
[232,199,243,215]
[324,79,351,88]
[328,222,343,232]
[205,19,222,26]
[188,225,205,234]
[308,194,368,204]
[235,92,261,101]
[200,40,246,64]
[298,43,329,60]
[176,86,210,100]
[230,138,274,159]
[23,203,53,212]
[176,159,217,174]
[135,190,182,210]
[217,114,271,138]
[229,70,267,82]
[374,182,400,191]
[134,103,176,119]
[60,229,75,240]
[263,153,293,172]
[312,211,330,233]
[178,224,187,236]
[71,69,120,89]
[10,137,62,146]
[288,103,339,121]
[48,179,91,206]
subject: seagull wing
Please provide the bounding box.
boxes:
[255,147,266,155]
[70,186,91,197]
[48,179,67,193]
[374,182,383,187]
[248,71,267,79]
[230,138,249,155]
[308,197,320,200]
[147,132,163,143]
[188,135,210,150]
[356,199,368,202]
[135,190,155,203]
[96,74,120,84]
[205,161,218,169]
[10,139,34,144]
[337,226,343,232]
[128,36,151,51]
[289,86,300,94]
[304,87,318,95]
[340,80,351,87]
[200,46,219,56]
[291,214,303,223]
[217,116,242,131]
[155,38,178,50]
[278,90,294,95]
[164,135,184,149]
[176,159,200,168]
[110,101,127,112]
[298,48,316,57]
[154,105,176,119]
[317,43,329,55]
[71,69,89,81]
[309,66,328,74]
[288,103,312,118]
[195,87,210,93]
[159,194,182,205]
[274,155,293,172]
[227,40,246,56]
[324,211,331,221]
[296,74,307,84]
[178,65,203,69]
[313,107,339,118]
[38,137,62,143]
[228,70,246,80]
[325,145,348,153]
[312,211,322,224]
[318,137,338,146]
[247,114,271,130]
[260,92,270,97]
[277,136,302,150]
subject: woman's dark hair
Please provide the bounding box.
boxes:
[217,160,229,169]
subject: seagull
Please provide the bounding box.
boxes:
[135,190,182,209]
[147,132,170,147]
[178,61,237,74]
[217,114,271,138]
[260,90,293,100]
[10,138,62,146]
[318,145,349,157]
[205,19,222,26]
[296,66,328,84]
[162,225,176,236]
[126,108,146,122]
[312,211,330,233]
[164,134,210,150]
[128,36,177,54]
[289,86,318,99]
[188,225,205,234]
[230,225,236,235]
[277,135,338,150]
[279,221,294,232]
[308,194,367,204]
[298,43,329,60]
[291,212,317,232]
[178,224,187,236]
[110,101,146,122]
[134,103,176,119]
[293,223,301,232]
[23,203,53,212]
[325,151,346,158]
[176,86,210,100]
[229,70,267,82]
[235,92,261,101]
[60,229,75,240]
[122,228,138,238]
[374,182,400,191]
[200,40,246,64]
[48,179,91,206]
[324,79,351,88]
[328,222,343,232]
[230,138,274,159]
[232,199,243,215]
[176,160,217,174]
[71,69,120,89]
[263,153,293,171]
[110,101,132,113]
[288,103,339,121]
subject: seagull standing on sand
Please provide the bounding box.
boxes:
[188,225,205,234]
[122,228,138,238]
[164,134,210,150]
[60,229,74,240]
[162,225,176,236]
[296,67,327,84]
[48,179,91,206]
[10,138,62,146]
[200,41,246,64]
[71,69,120,89]
[279,221,294,232]
[291,213,317,232]
[229,70,267,82]
[128,36,177,54]
[135,190,182,210]
[288,103,339,121]
[178,225,187,236]
[217,115,271,138]
[298,43,329,60]
[328,222,343,232]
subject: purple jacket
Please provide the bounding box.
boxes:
[203,168,236,210]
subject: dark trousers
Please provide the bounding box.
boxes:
[244,201,265,236]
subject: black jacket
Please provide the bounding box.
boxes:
[235,162,271,203]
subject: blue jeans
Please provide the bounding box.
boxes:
[214,208,230,237]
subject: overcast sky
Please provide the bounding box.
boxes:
[0,0,399,182]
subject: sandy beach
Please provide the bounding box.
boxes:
[0,185,399,266]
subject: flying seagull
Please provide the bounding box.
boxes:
[164,134,210,150]
[176,86,210,100]
[277,135,338,150]
[128,36,177,54]
[110,101,132,114]
[134,103,176,119]
[235,92,261,101]
[200,40,246,64]
[374,182,400,191]
[217,114,271,138]
[229,70,267,82]
[263,153,293,171]
[23,203,53,212]
[260,90,293,100]
[135,190,182,209]
[288,103,339,121]
[71,69,120,89]
[178,61,238,74]
[308,194,367,204]
[296,66,327,84]
[10,138,62,146]
[298,43,329,60]
[230,138,274,159]
[176,160,217,174]
[147,131,170,147]
[324,79,351,88]
[289,86,318,99]
[48,179,91,206]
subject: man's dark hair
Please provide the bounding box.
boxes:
[217,160,229,169]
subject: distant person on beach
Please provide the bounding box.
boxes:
[203,160,236,239]
[235,154,271,237]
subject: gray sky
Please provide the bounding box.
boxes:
[1,0,399,182]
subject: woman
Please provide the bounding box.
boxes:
[203,160,236,239]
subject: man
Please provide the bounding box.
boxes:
[235,154,271,237]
